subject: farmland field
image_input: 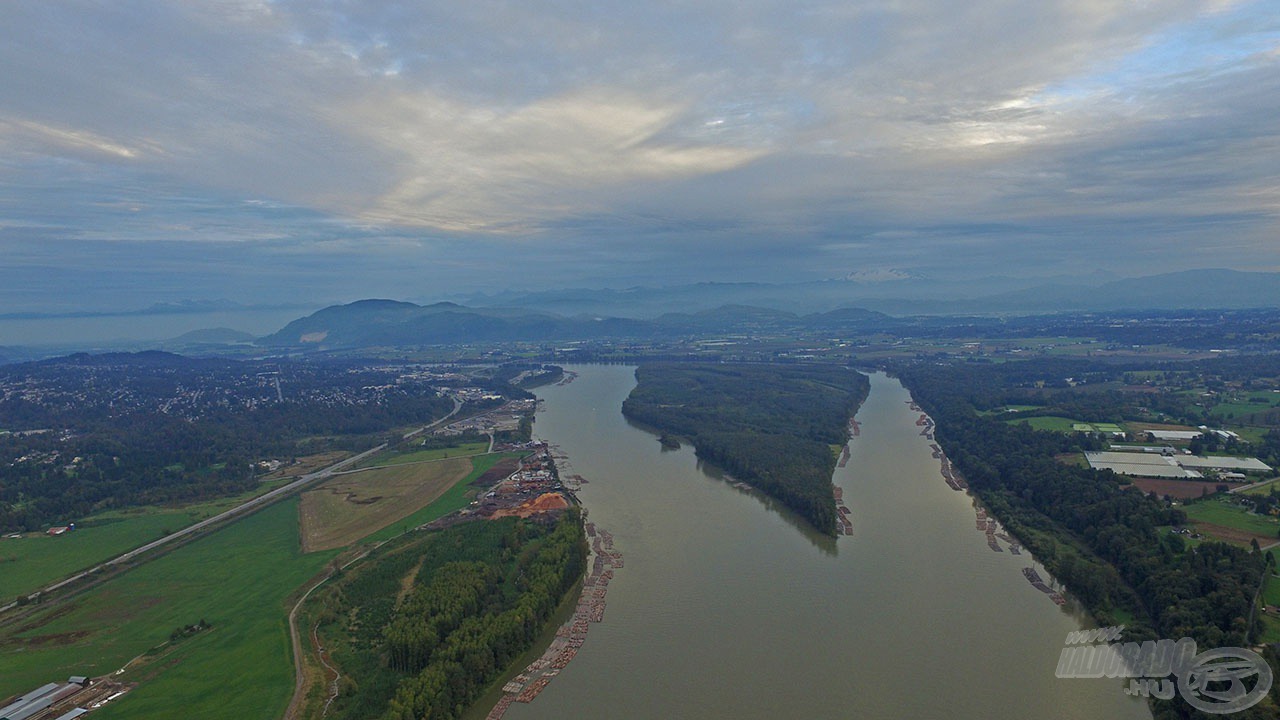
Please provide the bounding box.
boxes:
[1241,478,1280,496]
[0,479,292,601]
[0,499,337,720]
[1182,496,1280,540]
[360,452,525,544]
[353,440,489,469]
[0,509,199,601]
[1005,416,1081,432]
[298,456,475,552]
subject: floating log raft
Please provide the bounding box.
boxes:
[486,506,624,716]
[1021,567,1067,605]
[833,485,854,535]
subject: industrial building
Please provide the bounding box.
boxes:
[0,678,90,720]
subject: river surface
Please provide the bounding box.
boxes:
[507,365,1151,719]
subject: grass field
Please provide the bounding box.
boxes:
[978,404,1043,416]
[355,441,489,470]
[299,457,475,552]
[0,509,199,601]
[1241,478,1280,496]
[0,499,337,720]
[0,479,292,601]
[1183,496,1280,538]
[0,445,529,719]
[259,451,350,481]
[1006,416,1083,432]
[1259,572,1280,643]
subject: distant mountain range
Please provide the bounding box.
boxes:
[0,299,315,321]
[255,269,1280,351]
[259,299,759,349]
[443,269,1280,318]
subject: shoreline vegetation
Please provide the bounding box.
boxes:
[298,511,587,720]
[621,363,870,535]
[894,360,1279,719]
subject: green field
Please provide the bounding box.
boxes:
[0,499,337,719]
[1259,571,1280,643]
[1006,416,1082,432]
[978,404,1044,416]
[1006,416,1126,434]
[0,480,292,601]
[1265,571,1280,607]
[1183,496,1280,537]
[0,508,200,601]
[356,440,489,469]
[1240,478,1280,497]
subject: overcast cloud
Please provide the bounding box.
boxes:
[1,0,1277,311]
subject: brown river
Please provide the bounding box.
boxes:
[491,365,1152,719]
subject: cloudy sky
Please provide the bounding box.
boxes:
[1,0,1278,312]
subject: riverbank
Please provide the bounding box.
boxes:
[914,398,1070,609]
[484,519,622,718]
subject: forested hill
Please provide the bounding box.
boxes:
[622,363,869,534]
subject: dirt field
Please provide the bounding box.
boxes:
[1190,519,1276,548]
[490,492,571,519]
[472,456,521,487]
[1125,422,1200,432]
[262,452,351,481]
[1130,478,1231,499]
[298,457,473,552]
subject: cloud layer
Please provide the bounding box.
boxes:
[1,0,1277,309]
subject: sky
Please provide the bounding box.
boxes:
[1,0,1279,314]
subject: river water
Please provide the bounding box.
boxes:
[506,365,1150,720]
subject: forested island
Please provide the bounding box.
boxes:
[301,511,586,720]
[894,358,1279,719]
[622,363,869,534]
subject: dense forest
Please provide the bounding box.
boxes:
[0,352,464,530]
[306,512,586,720]
[894,359,1279,719]
[622,363,869,534]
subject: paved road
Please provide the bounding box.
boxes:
[1,399,465,614]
